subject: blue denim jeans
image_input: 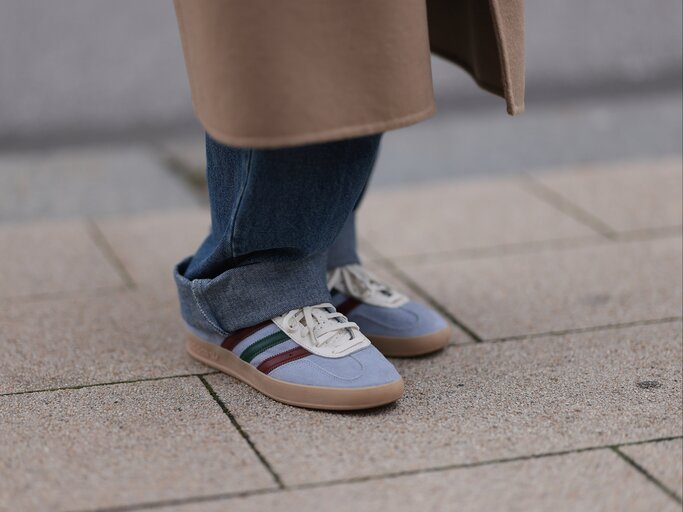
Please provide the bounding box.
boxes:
[174,133,381,335]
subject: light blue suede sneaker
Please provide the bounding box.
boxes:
[185,303,403,410]
[328,265,451,357]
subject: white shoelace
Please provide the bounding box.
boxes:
[327,264,408,308]
[281,303,362,349]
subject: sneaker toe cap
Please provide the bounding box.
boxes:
[350,300,448,338]
[267,345,400,388]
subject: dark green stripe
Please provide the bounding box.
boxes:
[240,331,290,363]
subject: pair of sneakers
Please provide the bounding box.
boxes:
[185,264,451,410]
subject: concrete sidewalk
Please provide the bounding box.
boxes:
[0,148,681,511]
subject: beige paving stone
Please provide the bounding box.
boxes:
[0,378,276,512]
[533,158,683,233]
[0,219,124,300]
[357,178,597,259]
[96,208,210,290]
[397,238,681,340]
[161,135,206,184]
[621,439,683,498]
[0,146,198,222]
[158,450,679,512]
[0,290,207,394]
[207,322,682,486]
[364,261,474,345]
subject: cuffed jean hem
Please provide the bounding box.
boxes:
[174,253,332,335]
[326,213,361,270]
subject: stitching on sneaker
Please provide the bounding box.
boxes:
[272,358,364,382]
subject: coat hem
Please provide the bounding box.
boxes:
[199,103,437,149]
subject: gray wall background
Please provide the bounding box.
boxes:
[1,0,681,146]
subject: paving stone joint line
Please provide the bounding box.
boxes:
[519,174,618,238]
[67,435,683,512]
[484,316,683,343]
[0,284,131,306]
[154,148,208,201]
[85,219,137,289]
[362,225,682,266]
[614,225,683,241]
[0,372,219,398]
[197,375,285,490]
[611,446,683,504]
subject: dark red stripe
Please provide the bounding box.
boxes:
[221,319,271,351]
[257,346,311,374]
[336,297,361,316]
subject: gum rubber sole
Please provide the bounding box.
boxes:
[186,335,404,411]
[367,325,452,357]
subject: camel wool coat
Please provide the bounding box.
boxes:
[174,0,524,148]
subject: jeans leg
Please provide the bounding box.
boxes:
[175,133,381,335]
[325,213,361,270]
[325,137,379,270]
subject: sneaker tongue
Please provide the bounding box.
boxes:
[334,265,409,308]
